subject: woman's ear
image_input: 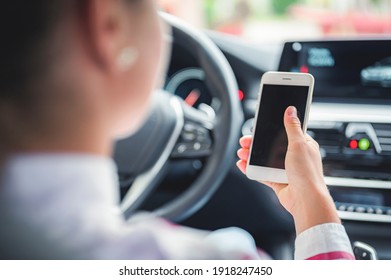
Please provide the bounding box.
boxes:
[82,0,137,73]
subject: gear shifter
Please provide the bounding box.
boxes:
[353,241,378,260]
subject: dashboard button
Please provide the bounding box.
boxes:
[375,208,383,215]
[338,205,347,211]
[387,209,391,215]
[347,205,355,212]
[355,207,366,213]
[367,207,375,214]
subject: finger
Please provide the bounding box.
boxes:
[237,148,249,161]
[305,133,315,142]
[236,160,247,174]
[284,106,305,144]
[239,135,252,149]
[305,134,320,149]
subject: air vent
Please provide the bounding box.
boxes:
[310,128,343,150]
[373,124,391,154]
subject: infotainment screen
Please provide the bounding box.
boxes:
[279,40,391,102]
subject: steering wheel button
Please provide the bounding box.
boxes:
[177,144,187,154]
[184,123,197,131]
[193,142,201,151]
[182,131,197,141]
[197,127,208,135]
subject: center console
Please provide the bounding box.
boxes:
[309,102,391,223]
[278,40,391,223]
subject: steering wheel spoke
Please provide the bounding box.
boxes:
[171,104,214,159]
[171,125,213,158]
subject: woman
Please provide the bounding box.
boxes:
[0,0,354,259]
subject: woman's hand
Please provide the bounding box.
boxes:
[237,106,340,235]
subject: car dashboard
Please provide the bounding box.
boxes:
[163,34,391,259]
[276,40,391,224]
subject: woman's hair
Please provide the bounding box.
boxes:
[0,1,69,100]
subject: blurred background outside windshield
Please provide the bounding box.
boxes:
[158,0,391,43]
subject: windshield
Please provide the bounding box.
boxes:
[158,0,391,43]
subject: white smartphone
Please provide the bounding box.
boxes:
[246,71,314,183]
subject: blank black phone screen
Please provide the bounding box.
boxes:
[249,84,309,169]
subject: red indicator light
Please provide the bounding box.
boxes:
[238,90,245,101]
[300,65,309,73]
[184,89,200,107]
[349,139,358,149]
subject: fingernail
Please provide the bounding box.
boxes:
[288,106,297,117]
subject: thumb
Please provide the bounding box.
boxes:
[284,106,304,143]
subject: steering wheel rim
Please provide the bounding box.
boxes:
[115,13,243,222]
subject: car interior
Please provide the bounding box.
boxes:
[112,10,391,260]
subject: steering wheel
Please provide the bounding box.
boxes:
[113,14,243,222]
